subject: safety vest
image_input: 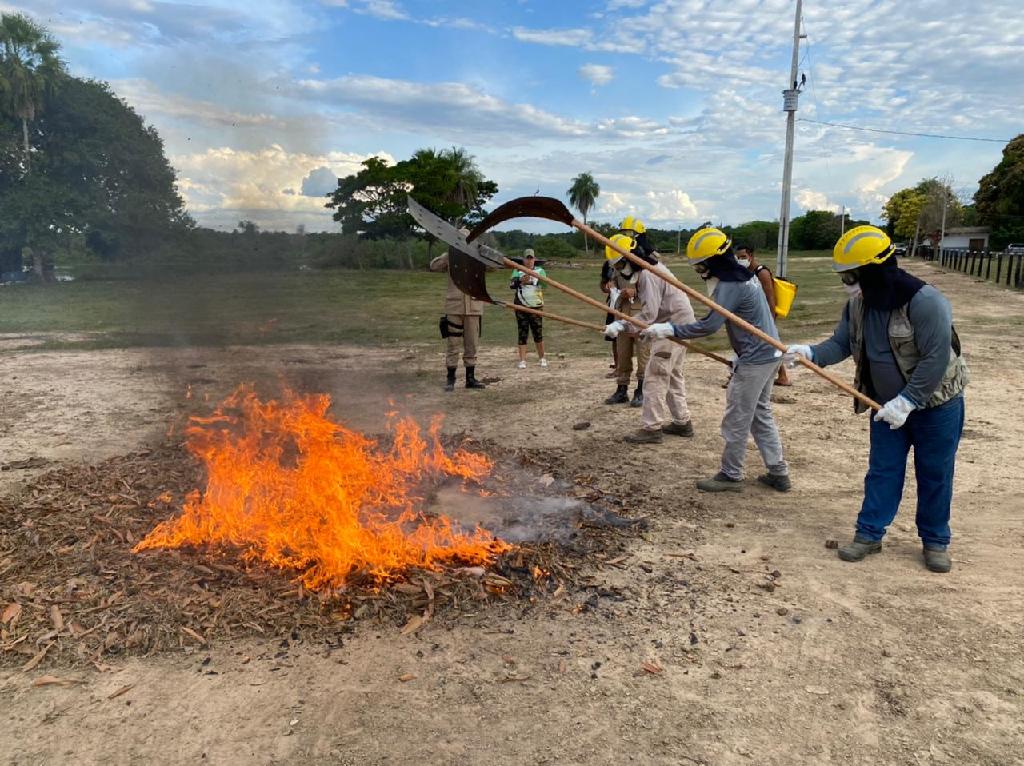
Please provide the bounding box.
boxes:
[847,295,969,414]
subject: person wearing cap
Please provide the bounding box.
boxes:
[605,219,696,442]
[786,226,968,573]
[430,244,487,392]
[642,227,790,490]
[510,249,548,369]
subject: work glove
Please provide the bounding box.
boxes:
[783,343,813,368]
[608,287,621,308]
[603,320,627,339]
[639,322,675,341]
[873,395,916,430]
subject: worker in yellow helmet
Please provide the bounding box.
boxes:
[601,233,650,405]
[786,225,968,573]
[641,226,789,489]
[606,221,697,443]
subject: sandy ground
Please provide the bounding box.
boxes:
[2,262,1023,765]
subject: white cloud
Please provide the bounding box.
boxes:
[795,189,838,213]
[173,145,394,230]
[578,63,614,86]
[295,75,590,143]
[596,189,699,224]
[357,0,408,21]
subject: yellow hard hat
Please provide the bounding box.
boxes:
[605,233,635,260]
[832,225,894,272]
[618,216,646,235]
[686,227,731,263]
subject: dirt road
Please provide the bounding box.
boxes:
[2,263,1022,765]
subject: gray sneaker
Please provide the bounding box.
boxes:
[838,536,882,562]
[623,428,663,444]
[923,546,952,573]
[662,420,694,437]
[696,472,743,492]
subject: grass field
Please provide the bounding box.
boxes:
[0,252,846,353]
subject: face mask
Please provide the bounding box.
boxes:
[843,283,862,298]
[705,277,720,296]
[736,258,750,268]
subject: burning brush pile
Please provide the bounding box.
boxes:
[0,387,607,670]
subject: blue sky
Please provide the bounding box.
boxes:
[7,0,1022,232]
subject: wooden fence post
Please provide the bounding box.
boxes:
[996,251,1003,283]
[985,248,992,280]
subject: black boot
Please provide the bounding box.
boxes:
[630,380,644,408]
[605,384,629,404]
[465,366,486,389]
[444,367,457,392]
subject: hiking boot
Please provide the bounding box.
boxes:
[605,385,629,404]
[923,545,952,573]
[465,367,486,390]
[623,428,663,444]
[696,472,743,492]
[757,473,792,492]
[630,381,644,408]
[662,420,694,437]
[837,536,882,562]
[444,367,456,392]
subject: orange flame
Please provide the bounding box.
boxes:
[134,386,511,589]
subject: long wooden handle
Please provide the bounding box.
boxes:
[495,301,605,332]
[505,258,732,366]
[572,220,881,411]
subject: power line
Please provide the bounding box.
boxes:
[797,117,1011,143]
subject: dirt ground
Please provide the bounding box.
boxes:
[1,262,1023,765]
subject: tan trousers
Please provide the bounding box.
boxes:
[445,314,480,368]
[641,339,690,430]
[615,332,650,386]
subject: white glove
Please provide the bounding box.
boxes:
[783,344,813,368]
[873,395,916,430]
[639,322,675,341]
[604,320,627,339]
[608,287,621,308]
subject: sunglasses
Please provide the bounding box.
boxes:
[839,270,859,286]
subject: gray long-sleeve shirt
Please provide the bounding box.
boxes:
[810,286,952,407]
[670,278,781,365]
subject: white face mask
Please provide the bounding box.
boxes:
[705,277,720,296]
[843,283,862,298]
[736,258,750,268]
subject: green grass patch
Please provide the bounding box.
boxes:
[0,254,847,352]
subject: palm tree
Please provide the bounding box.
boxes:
[0,13,65,168]
[568,172,600,254]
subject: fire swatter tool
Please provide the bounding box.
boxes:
[446,246,615,334]
[467,196,880,411]
[408,197,731,367]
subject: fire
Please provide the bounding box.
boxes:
[134,386,511,589]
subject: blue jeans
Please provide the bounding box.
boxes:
[857,396,965,548]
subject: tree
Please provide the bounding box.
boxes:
[326,147,498,249]
[0,13,65,167]
[789,210,843,250]
[975,134,1024,249]
[0,76,190,275]
[567,172,599,254]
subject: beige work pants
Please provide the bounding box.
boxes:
[615,332,650,386]
[641,339,690,430]
[445,314,480,368]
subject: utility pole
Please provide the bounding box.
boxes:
[776,0,804,279]
[840,205,846,236]
[938,194,948,258]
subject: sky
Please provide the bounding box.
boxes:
[6,0,1023,232]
